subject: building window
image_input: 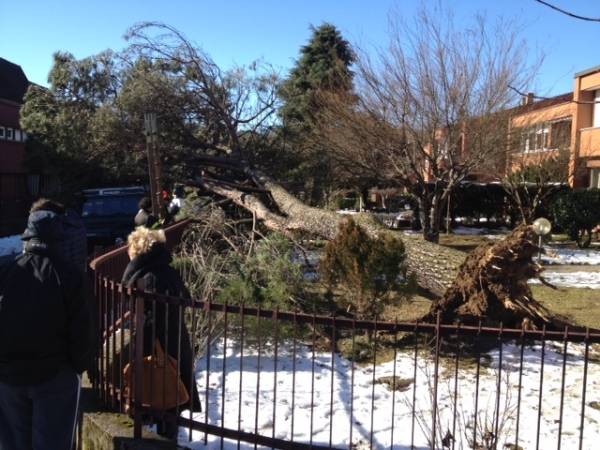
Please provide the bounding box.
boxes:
[591,168,600,189]
[14,130,21,142]
[0,127,4,139]
[594,90,600,129]
[5,128,13,140]
[519,123,550,153]
[535,126,548,150]
[550,119,571,149]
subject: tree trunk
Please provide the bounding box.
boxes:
[427,193,443,243]
[199,174,465,297]
[420,192,443,243]
[418,197,432,240]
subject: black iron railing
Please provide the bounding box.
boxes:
[89,221,600,449]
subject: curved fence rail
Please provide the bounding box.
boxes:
[89,221,600,450]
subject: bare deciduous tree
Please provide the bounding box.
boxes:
[315,5,540,242]
[501,116,572,224]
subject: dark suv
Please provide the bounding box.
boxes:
[81,186,146,247]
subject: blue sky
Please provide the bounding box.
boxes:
[1,0,599,96]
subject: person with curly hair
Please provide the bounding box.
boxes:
[122,227,201,439]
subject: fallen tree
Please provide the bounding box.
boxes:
[121,23,560,328]
[196,171,463,297]
[191,162,572,330]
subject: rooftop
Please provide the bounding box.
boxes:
[574,64,600,79]
[513,92,573,115]
[0,57,29,104]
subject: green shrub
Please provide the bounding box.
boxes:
[552,189,600,248]
[320,218,409,319]
[218,233,305,309]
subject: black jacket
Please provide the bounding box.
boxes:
[0,211,94,385]
[122,244,201,412]
[59,209,87,273]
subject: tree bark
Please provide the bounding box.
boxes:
[196,172,568,328]
[199,174,465,297]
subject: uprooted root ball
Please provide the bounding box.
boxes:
[427,225,561,329]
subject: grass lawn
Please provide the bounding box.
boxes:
[441,233,600,329]
[382,286,600,330]
[438,233,495,252]
[531,285,600,330]
[382,233,600,330]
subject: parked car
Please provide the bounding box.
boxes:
[81,186,146,248]
[391,204,417,228]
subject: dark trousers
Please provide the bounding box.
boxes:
[0,368,81,450]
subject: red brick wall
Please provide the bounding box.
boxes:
[0,100,26,174]
[0,99,29,235]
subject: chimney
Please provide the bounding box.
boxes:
[525,92,534,105]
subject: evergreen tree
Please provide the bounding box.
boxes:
[278,23,355,205]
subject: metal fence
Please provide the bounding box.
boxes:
[89,221,600,450]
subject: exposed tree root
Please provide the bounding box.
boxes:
[426,225,567,329]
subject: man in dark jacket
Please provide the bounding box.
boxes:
[0,207,94,450]
[28,198,88,273]
[134,197,158,228]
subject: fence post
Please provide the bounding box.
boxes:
[432,311,441,450]
[133,293,145,439]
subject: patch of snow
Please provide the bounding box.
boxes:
[0,235,21,257]
[179,339,600,449]
[402,230,420,236]
[337,209,359,215]
[452,226,510,238]
[291,249,322,282]
[291,249,321,267]
[542,247,600,265]
[403,228,508,240]
[530,271,600,289]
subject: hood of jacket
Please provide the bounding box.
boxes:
[21,210,64,244]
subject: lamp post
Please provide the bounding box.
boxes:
[143,112,163,219]
[532,217,552,262]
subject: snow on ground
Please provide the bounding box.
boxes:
[0,235,21,257]
[542,247,600,265]
[452,226,509,238]
[178,339,600,449]
[403,227,509,240]
[530,271,600,290]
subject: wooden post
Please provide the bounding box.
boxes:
[144,112,163,219]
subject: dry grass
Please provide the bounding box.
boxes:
[379,286,600,330]
[438,233,495,252]
[436,233,600,330]
[530,285,600,330]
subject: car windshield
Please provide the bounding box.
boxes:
[82,196,141,217]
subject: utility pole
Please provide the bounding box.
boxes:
[144,112,164,219]
[445,192,451,235]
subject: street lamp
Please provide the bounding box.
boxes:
[532,217,552,262]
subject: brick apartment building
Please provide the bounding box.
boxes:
[371,65,600,210]
[0,57,33,235]
[508,64,600,189]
